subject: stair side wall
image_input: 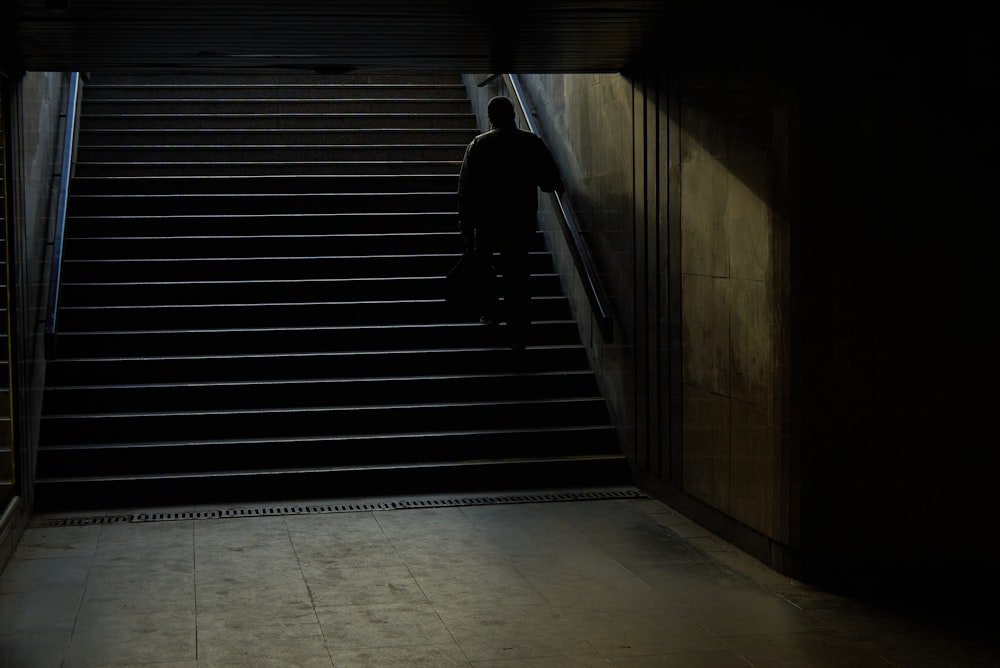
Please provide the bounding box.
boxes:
[1,71,71,571]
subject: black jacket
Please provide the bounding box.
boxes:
[458,127,564,243]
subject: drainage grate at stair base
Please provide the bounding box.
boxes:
[31,514,131,528]
[130,503,403,523]
[33,488,647,526]
[130,488,648,522]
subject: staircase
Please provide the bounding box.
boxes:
[35,73,629,511]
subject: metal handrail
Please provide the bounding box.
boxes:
[45,71,81,357]
[503,74,614,343]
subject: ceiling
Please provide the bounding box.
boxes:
[1,0,703,74]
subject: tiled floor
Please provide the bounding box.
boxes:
[0,489,996,667]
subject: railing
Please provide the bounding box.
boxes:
[45,72,81,357]
[486,74,615,343]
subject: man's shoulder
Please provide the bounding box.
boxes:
[471,127,540,146]
[473,128,511,142]
[466,130,492,151]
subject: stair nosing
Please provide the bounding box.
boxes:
[49,322,579,339]
[38,425,618,452]
[68,212,460,221]
[45,348,587,367]
[42,395,608,420]
[36,454,629,485]
[65,273,559,287]
[75,143,470,149]
[44,369,597,392]
[60,295,564,311]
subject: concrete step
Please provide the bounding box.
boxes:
[59,252,554,281]
[70,173,461,195]
[81,112,477,130]
[32,455,633,512]
[75,159,464,177]
[47,323,587,358]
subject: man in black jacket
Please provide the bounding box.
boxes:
[458,96,565,351]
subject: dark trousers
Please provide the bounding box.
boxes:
[479,223,531,344]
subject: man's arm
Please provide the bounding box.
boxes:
[534,136,565,194]
[457,140,477,250]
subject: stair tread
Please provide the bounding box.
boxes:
[47,388,603,410]
[49,323,577,340]
[37,453,628,483]
[65,274,557,285]
[46,369,596,391]
[77,143,470,148]
[83,112,473,117]
[72,173,458,180]
[40,424,617,451]
[50,344,583,362]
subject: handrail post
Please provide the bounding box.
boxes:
[45,71,81,358]
[504,74,615,343]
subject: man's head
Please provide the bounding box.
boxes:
[487,96,516,129]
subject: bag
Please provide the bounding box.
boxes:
[445,249,497,317]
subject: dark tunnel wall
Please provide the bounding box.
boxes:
[507,12,998,599]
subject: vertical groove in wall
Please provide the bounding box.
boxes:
[631,71,648,471]
[653,63,667,483]
[629,59,684,486]
[0,73,13,509]
[629,56,683,487]
[4,77,29,509]
[645,65,661,478]
[773,83,798,550]
[666,63,684,487]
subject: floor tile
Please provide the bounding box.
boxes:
[10,526,100,561]
[0,555,91,594]
[460,505,589,541]
[63,610,196,667]
[316,601,455,651]
[291,531,403,569]
[192,545,304,586]
[608,650,752,667]
[196,579,317,626]
[0,631,71,668]
[437,603,596,662]
[630,501,713,540]
[507,548,633,580]
[193,516,292,549]
[471,655,611,667]
[284,511,386,540]
[549,500,658,536]
[634,560,750,604]
[386,533,509,569]
[590,527,705,569]
[0,587,83,634]
[723,630,895,667]
[670,586,826,637]
[78,563,195,618]
[411,562,547,608]
[92,521,194,570]
[196,619,333,667]
[478,525,597,558]
[302,563,427,607]
[562,607,727,658]
[527,571,671,611]
[374,507,480,539]
[330,642,471,667]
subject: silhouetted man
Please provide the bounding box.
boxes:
[458,96,564,351]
